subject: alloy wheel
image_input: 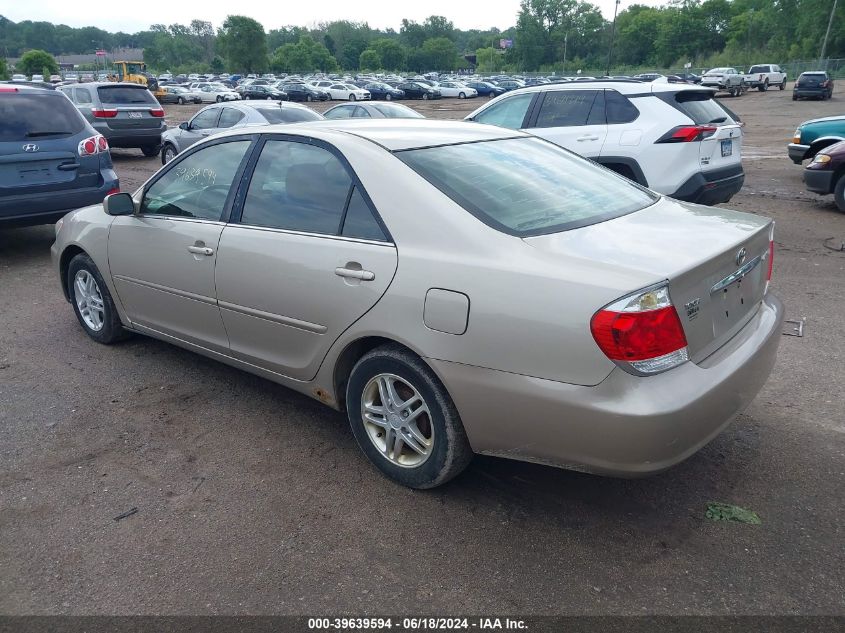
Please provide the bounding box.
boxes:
[74,270,105,332]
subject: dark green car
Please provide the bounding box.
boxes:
[788,114,845,164]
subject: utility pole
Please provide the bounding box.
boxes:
[605,0,621,76]
[820,0,839,66]
[562,32,568,74]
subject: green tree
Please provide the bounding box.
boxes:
[359,48,380,70]
[17,49,59,76]
[271,35,338,73]
[371,38,406,70]
[421,37,459,70]
[0,58,8,81]
[217,15,267,73]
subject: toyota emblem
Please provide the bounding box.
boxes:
[735,247,747,266]
[22,143,39,152]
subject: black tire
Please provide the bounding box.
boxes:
[67,253,128,345]
[458,92,466,99]
[758,80,767,92]
[349,94,356,101]
[793,95,798,101]
[216,95,222,103]
[385,93,392,101]
[346,345,473,489]
[177,96,185,105]
[306,94,312,102]
[161,143,177,165]
[422,93,429,100]
[834,175,845,213]
[266,96,272,100]
[780,80,786,90]
[141,145,160,157]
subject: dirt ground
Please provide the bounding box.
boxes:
[1,85,843,616]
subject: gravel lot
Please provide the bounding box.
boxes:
[1,86,843,616]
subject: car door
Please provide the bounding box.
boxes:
[179,107,222,150]
[108,137,255,352]
[214,136,398,380]
[523,89,608,158]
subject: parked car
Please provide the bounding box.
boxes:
[280,83,330,102]
[436,81,478,99]
[31,74,44,82]
[363,83,405,101]
[633,73,664,82]
[396,82,442,100]
[788,113,845,164]
[59,82,165,157]
[465,81,506,98]
[466,81,744,205]
[745,64,787,91]
[195,84,240,103]
[158,85,201,105]
[675,73,701,84]
[803,140,845,211]
[323,102,424,120]
[700,67,745,96]
[52,119,783,489]
[326,84,371,101]
[159,101,323,163]
[792,71,834,101]
[495,79,526,92]
[11,74,27,82]
[240,84,288,101]
[0,85,118,227]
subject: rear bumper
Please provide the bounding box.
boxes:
[793,88,827,98]
[429,293,784,476]
[93,124,164,148]
[670,164,744,205]
[803,167,835,194]
[0,173,118,227]
[788,143,809,163]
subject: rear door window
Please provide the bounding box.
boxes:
[218,108,245,128]
[534,90,602,128]
[97,86,157,105]
[74,87,93,104]
[0,92,86,141]
[190,108,222,130]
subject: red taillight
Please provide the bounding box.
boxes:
[656,125,717,143]
[78,134,107,157]
[91,108,118,118]
[149,108,165,117]
[821,80,830,88]
[106,188,120,196]
[0,87,19,93]
[591,286,689,374]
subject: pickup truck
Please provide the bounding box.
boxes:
[745,64,788,91]
[700,67,745,96]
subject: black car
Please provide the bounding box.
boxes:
[364,83,405,101]
[494,79,526,92]
[280,83,330,102]
[465,81,505,97]
[0,85,119,227]
[675,72,702,84]
[793,72,834,100]
[396,82,441,100]
[241,85,288,101]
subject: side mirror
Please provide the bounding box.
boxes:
[179,121,189,130]
[104,192,136,216]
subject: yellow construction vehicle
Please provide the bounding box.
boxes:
[110,61,164,98]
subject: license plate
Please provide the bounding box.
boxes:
[128,112,143,119]
[721,139,732,157]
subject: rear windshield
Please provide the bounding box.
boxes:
[97,86,158,104]
[800,73,826,79]
[257,107,322,123]
[398,137,657,237]
[371,103,423,118]
[0,92,86,141]
[666,91,737,125]
[749,66,770,74]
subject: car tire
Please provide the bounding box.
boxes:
[177,96,185,105]
[141,145,160,157]
[349,94,356,101]
[835,175,845,213]
[346,344,473,489]
[458,92,466,99]
[161,143,177,165]
[758,80,767,92]
[306,94,312,102]
[266,96,272,100]
[422,93,429,100]
[780,80,786,90]
[67,253,129,345]
[793,95,798,101]
[385,93,392,101]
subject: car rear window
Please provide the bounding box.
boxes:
[0,91,86,141]
[258,107,323,123]
[397,137,657,237]
[371,103,423,118]
[97,86,158,104]
[665,91,737,125]
[749,66,770,74]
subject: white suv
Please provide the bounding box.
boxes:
[465,80,744,205]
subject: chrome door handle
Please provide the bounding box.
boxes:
[188,245,214,256]
[577,135,599,141]
[335,267,375,281]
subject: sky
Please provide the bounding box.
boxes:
[4,0,666,34]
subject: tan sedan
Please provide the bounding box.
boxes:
[52,120,784,488]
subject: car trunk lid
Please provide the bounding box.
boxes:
[96,85,162,131]
[523,197,773,362]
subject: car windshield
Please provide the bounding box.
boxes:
[398,137,657,236]
[97,86,157,104]
[371,103,423,118]
[257,107,323,123]
[0,92,86,141]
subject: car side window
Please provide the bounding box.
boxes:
[341,186,386,241]
[325,106,353,119]
[74,88,92,104]
[534,90,601,128]
[241,140,353,235]
[218,108,245,128]
[190,108,221,130]
[605,90,639,124]
[352,106,371,118]
[473,93,533,130]
[140,140,251,221]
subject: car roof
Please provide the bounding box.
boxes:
[492,80,710,96]
[212,119,525,151]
